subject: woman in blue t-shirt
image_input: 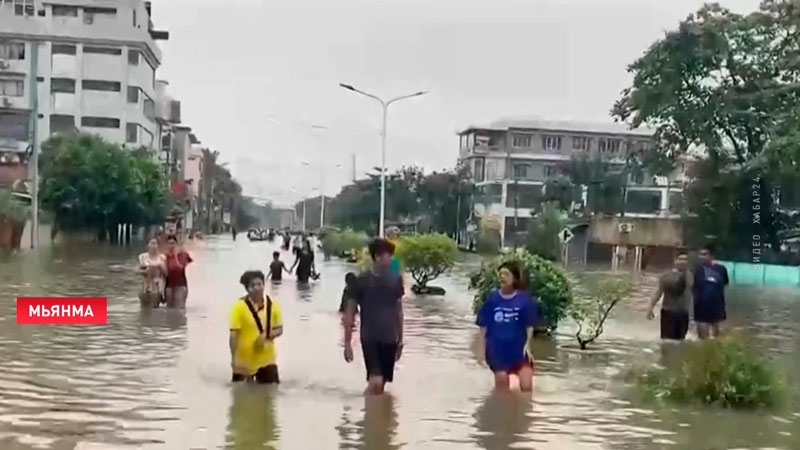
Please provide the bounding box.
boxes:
[476,262,539,392]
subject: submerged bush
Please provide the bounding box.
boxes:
[632,337,783,409]
[396,233,458,288]
[470,249,572,333]
[569,276,631,349]
[322,229,369,258]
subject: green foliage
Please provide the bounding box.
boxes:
[327,165,473,235]
[39,134,166,234]
[632,337,783,409]
[469,250,572,333]
[322,229,369,258]
[525,201,567,261]
[568,275,631,349]
[0,188,28,224]
[396,233,458,287]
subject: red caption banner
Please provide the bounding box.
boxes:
[16,297,108,324]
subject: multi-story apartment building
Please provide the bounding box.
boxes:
[458,118,687,249]
[0,0,168,185]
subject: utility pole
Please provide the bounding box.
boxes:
[351,153,356,182]
[29,42,40,249]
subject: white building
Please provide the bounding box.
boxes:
[458,117,687,249]
[0,0,169,160]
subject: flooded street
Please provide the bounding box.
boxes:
[1,238,799,450]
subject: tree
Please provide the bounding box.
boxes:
[470,250,573,334]
[396,233,458,292]
[526,201,567,261]
[569,276,631,350]
[612,2,800,254]
[39,134,166,240]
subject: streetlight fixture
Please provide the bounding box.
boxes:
[339,83,427,237]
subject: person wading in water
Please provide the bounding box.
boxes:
[343,238,404,395]
[230,270,283,384]
[268,251,291,282]
[476,262,538,392]
[647,251,691,340]
[138,238,166,308]
[164,235,193,309]
[290,239,316,283]
[692,244,729,339]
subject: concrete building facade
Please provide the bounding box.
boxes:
[0,0,168,185]
[458,118,688,254]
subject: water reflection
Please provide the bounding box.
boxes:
[473,392,534,450]
[224,385,280,450]
[337,394,399,450]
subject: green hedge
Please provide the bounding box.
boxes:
[632,337,783,409]
[396,233,458,287]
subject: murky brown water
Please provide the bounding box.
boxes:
[1,238,798,449]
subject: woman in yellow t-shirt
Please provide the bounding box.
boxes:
[229,270,283,384]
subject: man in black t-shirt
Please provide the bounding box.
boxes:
[692,244,729,339]
[343,238,404,395]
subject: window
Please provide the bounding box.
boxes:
[0,111,29,141]
[52,5,78,16]
[474,157,485,182]
[50,114,75,134]
[0,42,25,60]
[542,135,562,151]
[126,123,138,143]
[83,46,122,55]
[512,134,532,148]
[83,7,116,24]
[544,166,556,177]
[0,78,24,97]
[11,0,34,16]
[572,136,590,151]
[143,98,155,120]
[127,86,139,103]
[599,138,622,153]
[81,116,120,128]
[52,43,77,55]
[50,78,75,93]
[132,8,137,27]
[513,163,530,179]
[82,80,121,92]
[486,161,498,180]
[128,49,139,65]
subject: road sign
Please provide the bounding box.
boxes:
[559,227,574,244]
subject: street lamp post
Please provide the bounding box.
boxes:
[339,83,427,237]
[303,161,343,230]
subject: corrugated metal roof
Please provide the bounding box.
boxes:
[460,116,655,137]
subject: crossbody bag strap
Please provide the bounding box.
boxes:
[266,295,273,336]
[242,297,264,334]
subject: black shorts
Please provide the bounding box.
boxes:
[694,299,726,324]
[231,364,279,384]
[362,341,398,383]
[660,309,689,340]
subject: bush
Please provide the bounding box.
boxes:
[470,249,572,333]
[632,337,783,409]
[322,229,369,258]
[395,233,458,288]
[569,275,631,349]
[525,201,566,261]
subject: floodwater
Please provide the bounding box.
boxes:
[0,238,798,450]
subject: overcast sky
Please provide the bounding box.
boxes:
[153,0,760,207]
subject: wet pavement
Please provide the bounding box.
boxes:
[0,237,798,449]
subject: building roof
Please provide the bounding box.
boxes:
[459,116,655,137]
